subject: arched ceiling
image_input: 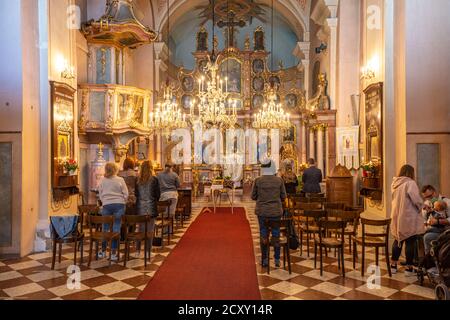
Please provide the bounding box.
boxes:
[150,0,312,70]
[153,0,311,39]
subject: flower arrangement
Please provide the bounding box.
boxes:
[62,159,78,175]
[360,161,379,177]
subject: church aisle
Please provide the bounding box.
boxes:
[139,207,261,300]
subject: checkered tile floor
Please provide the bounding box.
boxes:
[0,207,203,300]
[243,200,436,300]
[0,198,436,300]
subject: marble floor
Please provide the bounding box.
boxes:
[0,197,436,300]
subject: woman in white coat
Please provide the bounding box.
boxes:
[390,165,425,275]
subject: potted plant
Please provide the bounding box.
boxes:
[361,161,378,178]
[360,161,380,188]
[63,159,78,176]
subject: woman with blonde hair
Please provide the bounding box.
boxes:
[98,162,129,261]
[136,160,160,257]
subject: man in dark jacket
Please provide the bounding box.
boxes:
[302,158,323,194]
[252,160,287,268]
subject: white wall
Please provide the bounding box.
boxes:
[0,1,23,132]
[21,0,41,255]
[405,0,450,133]
[405,0,450,195]
[336,0,361,127]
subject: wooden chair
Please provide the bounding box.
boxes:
[87,215,121,267]
[175,204,186,228]
[290,202,323,232]
[264,218,293,275]
[155,201,172,247]
[50,214,85,270]
[352,218,392,277]
[324,202,346,211]
[78,205,100,229]
[335,208,361,254]
[298,210,327,257]
[314,218,347,277]
[122,215,153,267]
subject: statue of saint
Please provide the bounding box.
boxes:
[197,26,208,52]
[254,26,265,51]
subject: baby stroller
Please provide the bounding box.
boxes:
[417,229,450,300]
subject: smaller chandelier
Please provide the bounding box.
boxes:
[252,86,291,130]
[149,84,187,135]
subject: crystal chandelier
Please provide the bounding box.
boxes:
[252,86,291,129]
[188,0,237,130]
[148,0,186,136]
[252,0,291,130]
[149,84,187,135]
[190,61,237,129]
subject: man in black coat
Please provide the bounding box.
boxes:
[302,158,323,194]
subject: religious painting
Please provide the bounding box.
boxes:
[269,75,281,89]
[220,58,241,94]
[252,59,265,74]
[133,95,144,124]
[364,82,383,162]
[285,93,298,109]
[252,94,264,109]
[198,59,208,73]
[282,126,296,143]
[181,95,193,110]
[50,81,77,194]
[181,76,194,92]
[252,76,265,92]
[336,126,360,169]
[57,132,70,160]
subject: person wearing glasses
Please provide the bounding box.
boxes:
[421,185,450,254]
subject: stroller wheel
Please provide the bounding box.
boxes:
[435,284,450,300]
[417,271,424,286]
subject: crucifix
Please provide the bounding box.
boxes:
[217,10,246,48]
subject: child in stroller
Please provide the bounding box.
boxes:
[417,228,450,300]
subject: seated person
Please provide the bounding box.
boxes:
[423,200,449,254]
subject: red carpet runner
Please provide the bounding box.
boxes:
[138,207,261,300]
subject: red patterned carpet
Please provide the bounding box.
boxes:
[139,207,261,300]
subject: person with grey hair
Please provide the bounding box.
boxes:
[252,160,287,268]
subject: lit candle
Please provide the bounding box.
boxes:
[225,77,228,92]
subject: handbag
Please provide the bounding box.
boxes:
[283,209,300,250]
[152,236,162,247]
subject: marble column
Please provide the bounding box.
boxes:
[309,127,315,161]
[293,42,311,99]
[301,121,307,163]
[326,17,338,110]
[156,133,162,167]
[317,126,324,173]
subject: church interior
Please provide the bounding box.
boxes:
[0,0,449,302]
